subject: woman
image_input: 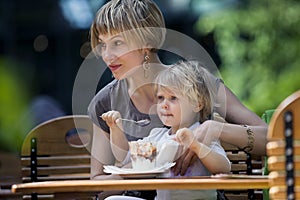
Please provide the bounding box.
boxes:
[87,0,267,198]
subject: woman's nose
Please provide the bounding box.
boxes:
[102,47,115,62]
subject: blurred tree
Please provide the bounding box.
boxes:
[196,0,300,115]
[0,57,32,153]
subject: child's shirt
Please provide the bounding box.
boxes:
[123,122,229,200]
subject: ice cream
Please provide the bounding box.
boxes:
[129,141,157,171]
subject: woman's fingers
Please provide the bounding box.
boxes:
[172,149,197,176]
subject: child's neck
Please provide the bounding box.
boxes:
[170,121,199,135]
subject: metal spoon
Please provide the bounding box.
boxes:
[100,116,151,127]
[119,118,151,127]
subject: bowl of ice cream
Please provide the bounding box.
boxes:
[128,141,157,171]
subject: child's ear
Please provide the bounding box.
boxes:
[193,103,203,113]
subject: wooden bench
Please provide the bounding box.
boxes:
[267,90,300,200]
[221,142,264,200]
[20,115,94,199]
[0,151,22,199]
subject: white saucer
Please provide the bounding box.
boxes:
[104,162,175,175]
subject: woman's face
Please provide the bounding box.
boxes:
[156,87,198,132]
[98,34,144,80]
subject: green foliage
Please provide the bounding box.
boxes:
[0,58,33,153]
[196,0,300,115]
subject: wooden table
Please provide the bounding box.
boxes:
[12,176,269,194]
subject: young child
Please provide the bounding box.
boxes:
[101,60,231,200]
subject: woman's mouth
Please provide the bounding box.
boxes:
[109,64,121,72]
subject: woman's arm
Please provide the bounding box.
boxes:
[212,83,268,155]
[196,120,267,155]
[217,83,267,126]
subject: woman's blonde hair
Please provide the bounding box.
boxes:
[155,60,217,122]
[90,0,166,56]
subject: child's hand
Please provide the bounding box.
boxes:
[175,128,197,150]
[101,111,122,128]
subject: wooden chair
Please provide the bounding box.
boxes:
[216,112,264,200]
[20,115,94,200]
[221,142,264,200]
[267,90,300,200]
[0,151,22,199]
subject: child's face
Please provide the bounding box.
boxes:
[156,87,199,132]
[98,34,144,80]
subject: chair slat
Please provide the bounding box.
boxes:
[269,186,300,199]
[21,155,90,166]
[19,115,93,199]
[267,140,300,156]
[268,156,300,171]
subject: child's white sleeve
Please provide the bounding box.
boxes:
[121,151,131,166]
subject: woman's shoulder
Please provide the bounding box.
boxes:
[96,79,118,96]
[87,79,119,114]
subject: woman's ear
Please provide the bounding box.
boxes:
[142,43,153,54]
[142,47,151,55]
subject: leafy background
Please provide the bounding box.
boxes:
[0,0,299,152]
[196,0,300,116]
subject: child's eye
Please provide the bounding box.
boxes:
[170,96,178,101]
[157,95,164,102]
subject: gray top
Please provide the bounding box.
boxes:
[87,77,222,141]
[87,79,164,141]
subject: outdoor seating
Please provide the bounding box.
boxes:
[0,151,22,199]
[221,142,264,200]
[267,90,300,199]
[14,114,268,199]
[19,115,94,199]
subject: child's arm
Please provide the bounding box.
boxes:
[175,128,231,174]
[101,111,129,162]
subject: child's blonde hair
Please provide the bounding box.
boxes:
[155,60,217,122]
[90,0,166,56]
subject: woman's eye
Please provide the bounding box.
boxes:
[99,42,106,49]
[114,40,123,46]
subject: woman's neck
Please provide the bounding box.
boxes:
[126,54,167,114]
[127,54,166,97]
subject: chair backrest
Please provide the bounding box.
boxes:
[20,115,94,199]
[0,151,22,199]
[221,141,263,200]
[267,90,300,199]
